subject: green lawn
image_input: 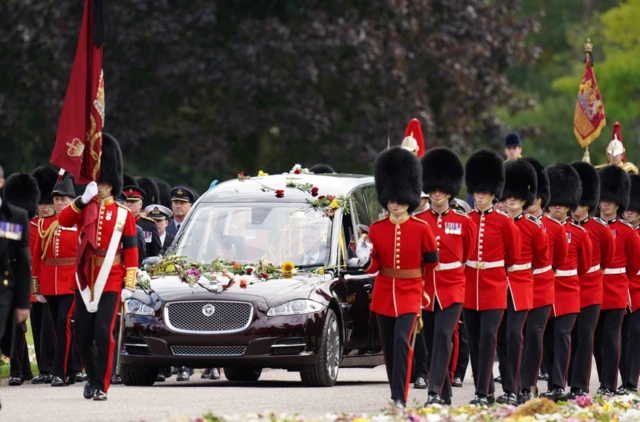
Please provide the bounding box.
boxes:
[0,316,39,379]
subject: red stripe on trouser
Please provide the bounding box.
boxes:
[402,315,420,402]
[102,298,121,392]
[562,317,577,387]
[485,311,505,395]
[512,312,528,391]
[586,311,600,393]
[614,321,622,391]
[450,322,460,382]
[62,299,76,376]
[534,309,551,385]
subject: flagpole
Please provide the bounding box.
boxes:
[582,38,593,164]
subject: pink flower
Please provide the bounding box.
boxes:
[575,395,595,407]
[327,195,335,201]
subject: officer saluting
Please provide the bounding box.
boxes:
[166,187,195,237]
[463,149,521,406]
[123,185,162,258]
[144,204,174,253]
[356,146,439,409]
[414,148,477,406]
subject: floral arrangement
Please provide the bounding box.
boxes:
[305,194,351,218]
[156,394,640,422]
[286,164,310,175]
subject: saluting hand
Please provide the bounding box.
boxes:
[81,181,98,204]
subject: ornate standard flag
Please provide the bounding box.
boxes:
[50,0,105,184]
[574,60,606,148]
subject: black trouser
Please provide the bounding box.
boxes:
[620,309,640,389]
[495,294,528,394]
[75,291,120,392]
[423,302,462,400]
[31,301,55,373]
[46,294,77,379]
[463,308,504,396]
[454,316,469,381]
[377,313,419,402]
[519,305,551,391]
[543,313,577,390]
[9,323,32,379]
[594,308,624,390]
[414,321,429,380]
[0,290,13,349]
[568,304,600,391]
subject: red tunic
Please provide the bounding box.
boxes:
[574,217,616,308]
[553,220,592,317]
[415,208,477,311]
[629,225,640,312]
[29,215,57,300]
[602,219,640,310]
[464,207,521,311]
[532,215,568,308]
[366,216,439,317]
[58,197,139,293]
[508,214,548,311]
[32,216,78,296]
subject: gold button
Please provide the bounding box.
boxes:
[396,266,401,269]
[397,242,401,247]
[396,260,400,264]
[3,271,8,276]
[3,280,8,286]
[396,248,400,253]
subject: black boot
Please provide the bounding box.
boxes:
[425,392,445,405]
[8,377,23,386]
[50,376,67,387]
[93,389,107,401]
[469,394,489,406]
[83,383,96,400]
[413,376,427,389]
[496,392,518,405]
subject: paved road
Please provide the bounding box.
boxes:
[0,363,605,422]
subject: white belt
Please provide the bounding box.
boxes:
[556,269,578,277]
[465,260,505,270]
[508,263,532,272]
[533,265,552,275]
[603,267,626,275]
[587,264,601,274]
[436,261,462,271]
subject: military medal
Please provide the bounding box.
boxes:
[566,232,572,243]
[106,210,113,221]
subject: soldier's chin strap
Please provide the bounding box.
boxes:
[430,194,450,205]
[505,200,526,211]
[474,194,495,207]
[526,198,542,212]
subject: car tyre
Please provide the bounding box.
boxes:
[223,366,262,382]
[300,309,341,387]
[121,365,158,386]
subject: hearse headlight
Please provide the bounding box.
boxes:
[267,299,323,317]
[125,299,155,316]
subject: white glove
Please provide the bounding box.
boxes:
[121,288,134,302]
[81,181,98,204]
[35,294,47,303]
[356,237,373,267]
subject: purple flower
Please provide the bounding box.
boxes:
[575,394,595,407]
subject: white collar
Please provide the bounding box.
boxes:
[159,232,166,244]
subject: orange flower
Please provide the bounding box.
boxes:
[239,279,248,288]
[233,262,241,269]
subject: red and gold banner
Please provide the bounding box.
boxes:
[50,0,104,184]
[574,61,606,148]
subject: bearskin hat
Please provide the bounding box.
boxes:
[421,147,464,197]
[309,163,336,174]
[628,175,640,213]
[136,177,160,209]
[465,149,505,197]
[30,165,58,204]
[153,177,172,208]
[374,146,422,214]
[599,165,630,213]
[100,133,124,196]
[545,164,582,210]
[123,173,138,188]
[502,159,538,208]
[570,161,600,213]
[523,157,549,208]
[3,173,40,218]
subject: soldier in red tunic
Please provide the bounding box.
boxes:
[357,146,439,409]
[58,134,139,401]
[32,174,81,386]
[594,165,640,396]
[495,159,548,405]
[463,150,521,406]
[541,164,592,402]
[567,162,615,398]
[520,157,569,403]
[620,174,640,394]
[414,148,477,405]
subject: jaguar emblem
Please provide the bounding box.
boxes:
[202,303,215,317]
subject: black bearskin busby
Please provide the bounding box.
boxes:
[374,146,422,214]
[570,161,600,213]
[465,149,505,197]
[100,133,124,196]
[545,164,582,211]
[309,163,336,174]
[502,159,538,208]
[629,175,640,213]
[153,178,172,208]
[421,147,464,197]
[137,177,160,209]
[524,157,549,208]
[3,173,40,218]
[598,165,630,213]
[52,173,76,198]
[123,173,138,188]
[31,165,58,205]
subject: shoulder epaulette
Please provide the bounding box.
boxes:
[496,210,510,218]
[140,215,156,223]
[544,216,563,226]
[525,214,542,227]
[452,209,469,218]
[371,215,389,226]
[116,202,132,212]
[570,221,587,232]
[593,217,608,227]
[411,216,428,225]
[621,219,635,229]
[30,220,38,227]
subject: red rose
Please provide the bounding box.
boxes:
[275,189,285,198]
[246,267,254,275]
[317,195,325,200]
[294,169,301,174]
[311,186,319,197]
[327,195,335,201]
[261,272,268,279]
